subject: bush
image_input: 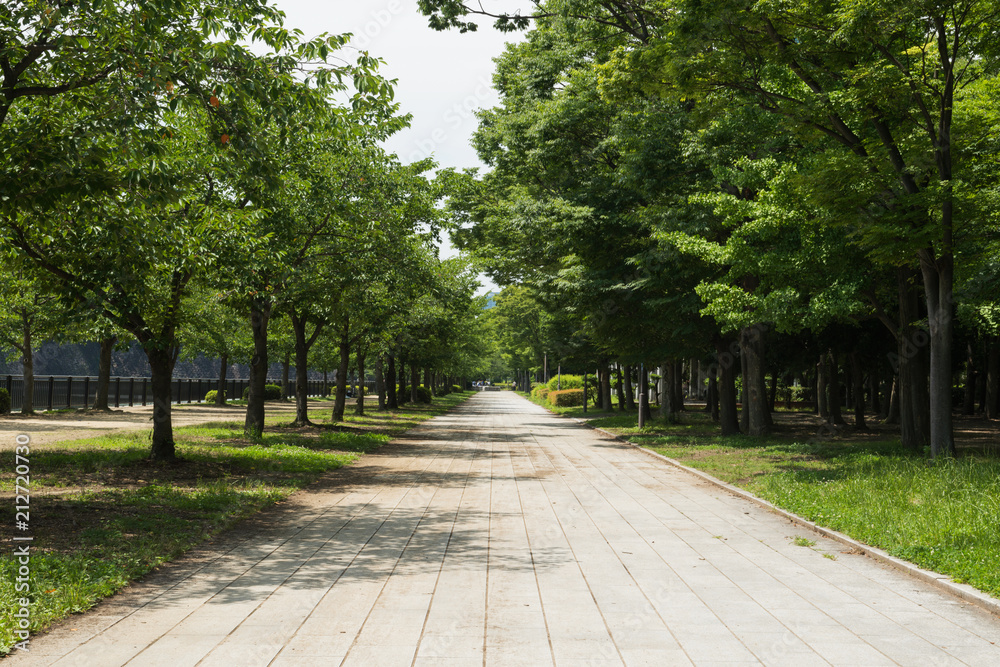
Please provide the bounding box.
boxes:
[241,384,283,401]
[545,374,585,391]
[531,386,550,401]
[451,384,464,394]
[398,385,432,404]
[549,389,585,407]
[0,388,9,414]
[204,389,226,403]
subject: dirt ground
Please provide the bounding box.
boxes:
[0,400,315,449]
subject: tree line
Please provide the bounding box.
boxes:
[422,0,1000,457]
[1,1,493,460]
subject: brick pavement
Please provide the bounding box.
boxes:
[11,392,1000,666]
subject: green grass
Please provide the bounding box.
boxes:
[0,391,473,654]
[528,394,1000,601]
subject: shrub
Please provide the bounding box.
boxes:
[531,386,550,401]
[0,388,9,414]
[545,374,585,391]
[398,385,432,404]
[451,385,464,394]
[549,389,585,407]
[204,389,226,403]
[241,384,283,401]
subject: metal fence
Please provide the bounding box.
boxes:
[1,376,331,414]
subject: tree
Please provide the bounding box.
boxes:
[0,265,61,413]
[177,289,252,405]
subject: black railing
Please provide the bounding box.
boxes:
[2,376,331,414]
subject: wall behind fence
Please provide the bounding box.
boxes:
[1,376,333,413]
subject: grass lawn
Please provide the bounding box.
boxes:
[0,391,472,654]
[524,391,1000,600]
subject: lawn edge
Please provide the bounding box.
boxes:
[520,395,1000,619]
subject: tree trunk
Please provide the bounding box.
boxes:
[986,336,1000,419]
[19,318,34,414]
[244,300,271,438]
[673,360,685,412]
[624,365,635,410]
[640,365,653,423]
[897,268,931,453]
[600,363,612,411]
[827,352,847,426]
[868,369,880,417]
[411,364,419,403]
[423,368,432,396]
[885,374,900,425]
[739,325,770,436]
[216,353,228,405]
[398,356,407,404]
[660,362,678,423]
[356,351,366,415]
[594,368,603,409]
[375,355,386,410]
[147,345,177,461]
[280,352,291,401]
[290,314,322,426]
[962,343,977,416]
[708,364,719,422]
[768,373,778,413]
[93,335,116,411]
[816,355,828,420]
[850,352,867,430]
[615,364,625,412]
[713,336,740,435]
[332,324,350,422]
[387,354,398,409]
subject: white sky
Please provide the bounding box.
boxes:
[273,1,525,295]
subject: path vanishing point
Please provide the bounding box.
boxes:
[12,392,1000,666]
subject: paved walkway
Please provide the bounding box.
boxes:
[14,392,1000,666]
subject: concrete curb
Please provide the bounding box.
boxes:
[553,410,1000,619]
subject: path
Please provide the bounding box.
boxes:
[12,392,1000,666]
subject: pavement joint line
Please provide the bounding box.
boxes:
[519,426,627,665]
[549,409,1000,620]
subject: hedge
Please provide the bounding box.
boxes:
[531,386,550,401]
[549,388,585,407]
[545,374,585,391]
[451,385,464,394]
[399,385,432,404]
[241,384,283,401]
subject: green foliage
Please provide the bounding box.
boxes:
[531,386,550,402]
[549,388,585,407]
[204,390,225,403]
[242,384,282,401]
[451,385,465,393]
[0,388,8,414]
[546,374,585,391]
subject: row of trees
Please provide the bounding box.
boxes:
[1,1,491,460]
[422,0,1000,457]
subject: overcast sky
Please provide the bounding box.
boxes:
[273,1,524,294]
